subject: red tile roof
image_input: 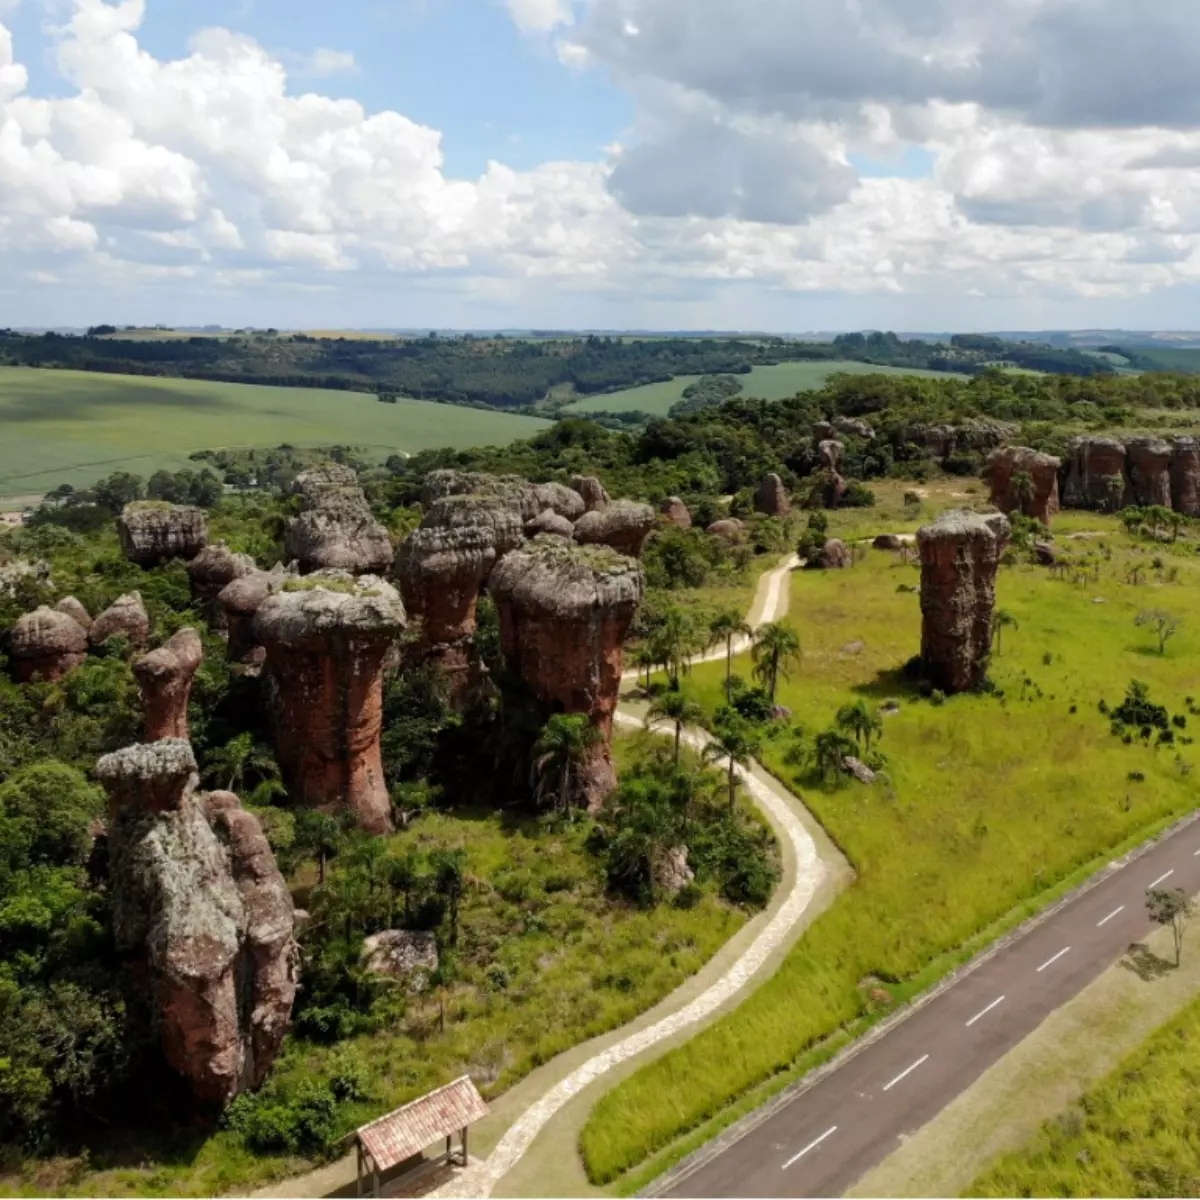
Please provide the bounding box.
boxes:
[356,1076,490,1173]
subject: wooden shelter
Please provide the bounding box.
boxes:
[354,1075,490,1197]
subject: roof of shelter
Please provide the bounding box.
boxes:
[356,1076,489,1173]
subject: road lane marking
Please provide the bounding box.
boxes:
[1037,946,1071,972]
[965,996,1005,1027]
[882,1054,929,1092]
[1097,906,1125,927]
[782,1126,838,1169]
[1149,869,1175,889]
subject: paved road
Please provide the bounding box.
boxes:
[663,815,1200,1198]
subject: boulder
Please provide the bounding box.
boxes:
[90,592,150,649]
[817,440,845,473]
[361,930,439,989]
[285,486,393,576]
[816,538,851,569]
[525,508,575,539]
[187,543,257,620]
[134,628,204,741]
[1063,437,1130,511]
[9,606,89,682]
[659,497,692,529]
[842,756,877,784]
[651,845,694,896]
[1171,437,1200,517]
[754,473,790,516]
[118,503,208,567]
[54,595,92,630]
[833,416,875,439]
[573,499,657,557]
[488,536,644,812]
[917,510,1010,694]
[706,519,744,541]
[1034,541,1058,567]
[1125,437,1174,509]
[984,447,1062,526]
[570,475,610,513]
[217,567,290,672]
[97,740,296,1108]
[290,463,359,501]
[254,574,407,834]
[873,534,904,551]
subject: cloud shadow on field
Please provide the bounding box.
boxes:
[0,383,236,422]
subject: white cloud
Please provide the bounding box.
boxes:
[505,0,572,35]
[294,47,357,78]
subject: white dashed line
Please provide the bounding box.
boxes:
[1097,906,1125,927]
[782,1126,838,1169]
[1149,869,1176,889]
[1037,946,1071,972]
[965,996,1006,1027]
[882,1054,930,1092]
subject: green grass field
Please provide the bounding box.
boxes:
[562,361,967,417]
[580,512,1200,1185]
[0,367,550,497]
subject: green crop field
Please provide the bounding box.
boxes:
[581,507,1200,1186]
[0,367,550,498]
[562,360,968,417]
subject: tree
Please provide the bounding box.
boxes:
[430,848,467,947]
[651,607,702,688]
[702,717,761,810]
[294,810,346,885]
[992,609,1019,656]
[632,645,657,690]
[91,471,144,513]
[531,714,601,814]
[751,622,802,703]
[1135,609,1181,655]
[812,729,858,783]
[708,608,753,700]
[1012,470,1035,516]
[835,699,882,752]
[646,690,704,768]
[385,850,424,926]
[1146,887,1194,966]
[1120,506,1145,536]
[203,733,279,793]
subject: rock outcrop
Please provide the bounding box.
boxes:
[652,845,694,896]
[488,536,644,812]
[834,416,875,439]
[9,606,89,682]
[1126,437,1174,509]
[134,628,204,741]
[525,509,575,539]
[754,473,790,516]
[55,595,92,630]
[817,440,844,473]
[361,929,438,988]
[706,518,744,541]
[574,500,656,557]
[254,574,406,834]
[90,592,150,649]
[1171,437,1200,516]
[660,497,692,529]
[917,509,1010,694]
[570,475,610,513]
[97,740,296,1108]
[187,544,257,621]
[423,470,584,522]
[1063,437,1130,511]
[119,503,209,568]
[984,447,1062,526]
[817,538,852,569]
[285,467,392,576]
[217,567,290,671]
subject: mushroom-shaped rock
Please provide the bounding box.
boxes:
[754,473,790,516]
[817,440,845,473]
[917,510,1011,695]
[54,595,92,630]
[983,447,1062,526]
[254,574,407,834]
[815,538,851,569]
[525,508,575,539]
[118,503,208,567]
[10,607,88,682]
[217,567,289,671]
[284,487,393,576]
[422,470,583,522]
[1171,437,1200,517]
[660,497,692,529]
[90,592,150,649]
[570,474,610,513]
[134,628,203,742]
[291,463,359,501]
[187,543,257,617]
[706,518,744,541]
[488,536,644,812]
[573,500,657,558]
[1063,437,1130,511]
[97,740,296,1107]
[1125,437,1174,509]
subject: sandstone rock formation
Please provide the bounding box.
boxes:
[652,845,694,896]
[423,470,584,522]
[574,499,657,557]
[187,543,257,618]
[97,740,296,1108]
[285,478,393,576]
[873,534,905,551]
[1171,437,1200,516]
[660,497,692,529]
[817,538,851,569]
[55,595,92,630]
[706,518,744,541]
[118,503,209,568]
[984,446,1062,526]
[525,509,575,539]
[917,509,1011,694]
[834,416,875,439]
[134,628,203,741]
[812,421,835,443]
[254,574,406,834]
[570,474,610,512]
[217,566,290,671]
[1126,437,1174,509]
[361,929,438,988]
[817,440,844,473]
[90,592,150,649]
[488,536,644,812]
[9,606,89,682]
[1063,437,1130,511]
[754,473,790,516]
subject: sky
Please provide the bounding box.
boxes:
[2,0,1200,331]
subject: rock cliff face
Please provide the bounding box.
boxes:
[488,536,644,812]
[254,574,407,834]
[10,607,89,681]
[660,497,692,529]
[90,592,150,649]
[134,629,204,741]
[570,475,610,512]
[754,473,790,516]
[984,446,1062,526]
[1126,437,1174,508]
[573,500,657,557]
[187,544,257,621]
[1171,437,1200,516]
[1063,437,1130,511]
[119,503,209,567]
[918,510,1010,694]
[97,740,296,1108]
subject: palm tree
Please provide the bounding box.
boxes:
[646,690,704,767]
[531,714,601,814]
[703,718,762,810]
[812,729,857,783]
[652,607,701,687]
[632,645,657,689]
[835,699,883,752]
[992,609,1019,656]
[751,622,802,703]
[203,732,279,794]
[708,608,754,700]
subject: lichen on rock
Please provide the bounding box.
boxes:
[90,591,150,650]
[10,606,89,682]
[573,499,656,558]
[119,503,208,567]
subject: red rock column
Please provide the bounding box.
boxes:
[984,447,1061,526]
[1126,437,1173,508]
[134,628,203,741]
[918,510,1010,694]
[1171,437,1200,516]
[1063,437,1129,510]
[254,573,407,834]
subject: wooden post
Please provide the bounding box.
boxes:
[445,1134,452,1162]
[461,1126,469,1166]
[372,1160,380,1200]
[356,1142,363,1198]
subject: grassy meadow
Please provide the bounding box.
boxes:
[581,505,1200,1185]
[0,367,549,498]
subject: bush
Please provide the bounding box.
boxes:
[223,1080,341,1157]
[840,480,876,507]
